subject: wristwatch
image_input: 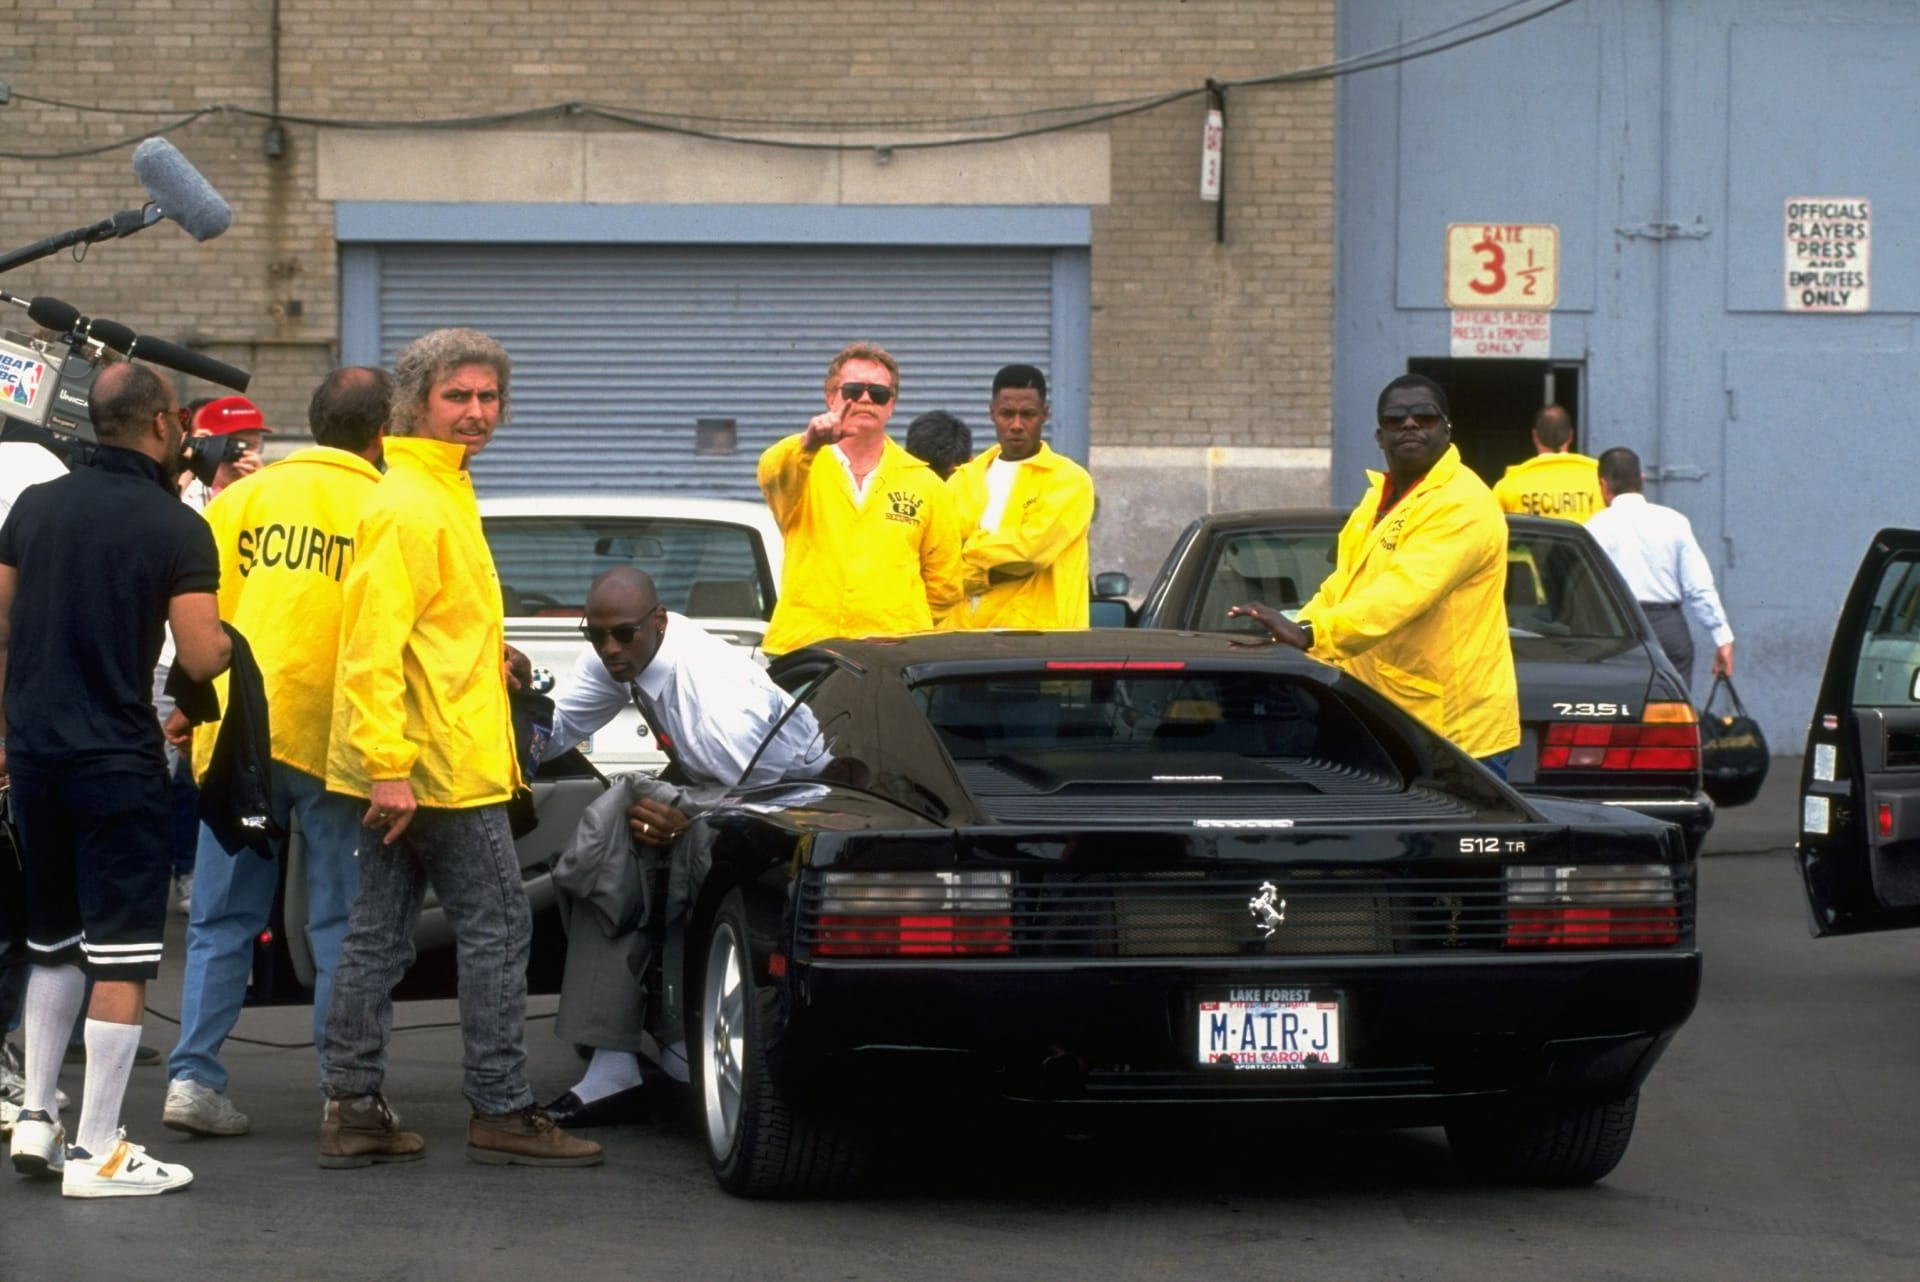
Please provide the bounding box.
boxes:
[1297,619,1315,650]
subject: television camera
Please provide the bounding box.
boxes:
[0,291,250,483]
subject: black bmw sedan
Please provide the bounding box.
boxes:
[1124,511,1715,854]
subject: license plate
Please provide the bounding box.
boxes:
[1196,990,1342,1069]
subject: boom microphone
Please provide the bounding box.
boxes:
[24,296,81,333]
[84,318,137,353]
[124,334,250,392]
[3,291,250,391]
[131,139,233,242]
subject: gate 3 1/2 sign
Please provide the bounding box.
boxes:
[1446,223,1559,310]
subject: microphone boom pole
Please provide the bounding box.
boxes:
[0,207,160,276]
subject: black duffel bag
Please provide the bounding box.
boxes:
[1698,674,1769,808]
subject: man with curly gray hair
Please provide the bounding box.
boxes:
[386,327,512,441]
[320,328,601,1170]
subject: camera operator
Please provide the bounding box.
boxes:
[178,395,269,511]
[0,360,230,1198]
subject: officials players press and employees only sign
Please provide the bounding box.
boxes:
[1447,224,1556,359]
[1451,310,1551,359]
[1785,198,1869,312]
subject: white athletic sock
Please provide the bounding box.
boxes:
[571,1048,644,1103]
[74,1019,141,1155]
[21,965,85,1119]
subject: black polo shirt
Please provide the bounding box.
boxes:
[0,446,218,768]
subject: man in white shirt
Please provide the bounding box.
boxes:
[537,566,823,1127]
[1585,446,1733,695]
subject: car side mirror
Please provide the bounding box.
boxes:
[1089,598,1135,629]
[1093,571,1131,597]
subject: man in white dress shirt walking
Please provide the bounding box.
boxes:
[1585,446,1733,695]
[536,567,823,1127]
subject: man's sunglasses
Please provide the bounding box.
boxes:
[579,607,662,646]
[836,381,895,406]
[1378,404,1445,429]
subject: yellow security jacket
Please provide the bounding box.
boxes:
[1491,451,1605,524]
[190,447,381,782]
[945,443,1094,630]
[758,433,963,655]
[1299,444,1520,759]
[326,436,517,807]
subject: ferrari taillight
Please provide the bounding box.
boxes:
[810,870,1014,957]
[813,914,1012,956]
[1537,703,1699,772]
[1505,864,1680,948]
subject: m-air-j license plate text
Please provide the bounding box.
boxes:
[1197,988,1342,1069]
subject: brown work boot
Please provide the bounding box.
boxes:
[318,1092,427,1169]
[466,1105,604,1167]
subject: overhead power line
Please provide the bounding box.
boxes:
[0,0,1582,161]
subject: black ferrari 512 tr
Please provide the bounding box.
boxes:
[633,630,1700,1197]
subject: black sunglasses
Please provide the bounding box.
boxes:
[579,606,662,646]
[837,381,895,406]
[1378,404,1445,429]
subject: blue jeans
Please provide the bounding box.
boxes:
[168,764,362,1091]
[1479,750,1514,781]
[321,803,534,1115]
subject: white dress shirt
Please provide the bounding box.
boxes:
[1585,492,1734,646]
[545,612,826,788]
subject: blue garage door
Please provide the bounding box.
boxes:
[364,244,1058,500]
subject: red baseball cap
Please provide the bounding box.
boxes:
[191,395,271,437]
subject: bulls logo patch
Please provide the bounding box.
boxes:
[886,491,925,525]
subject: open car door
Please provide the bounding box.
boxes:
[1799,528,1920,936]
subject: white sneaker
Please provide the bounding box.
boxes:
[163,1077,250,1136]
[1,1095,16,1136]
[171,872,195,917]
[2,1040,74,1114]
[8,1109,65,1178]
[62,1131,193,1198]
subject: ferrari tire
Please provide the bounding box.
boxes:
[694,891,864,1198]
[1446,1090,1639,1186]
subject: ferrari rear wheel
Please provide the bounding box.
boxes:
[695,892,864,1198]
[1445,1090,1640,1185]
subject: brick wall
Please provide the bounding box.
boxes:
[1,1,1332,460]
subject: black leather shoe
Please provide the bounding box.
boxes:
[64,1043,163,1067]
[541,1084,650,1128]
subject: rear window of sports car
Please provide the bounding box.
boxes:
[482,517,772,619]
[911,670,1399,777]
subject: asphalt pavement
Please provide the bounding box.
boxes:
[3,755,1865,1282]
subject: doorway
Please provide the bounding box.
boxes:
[1407,358,1583,487]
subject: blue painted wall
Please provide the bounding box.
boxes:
[1337,0,1920,755]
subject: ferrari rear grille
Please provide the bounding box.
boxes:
[798,866,1698,958]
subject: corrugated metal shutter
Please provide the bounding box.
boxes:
[374,244,1054,500]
